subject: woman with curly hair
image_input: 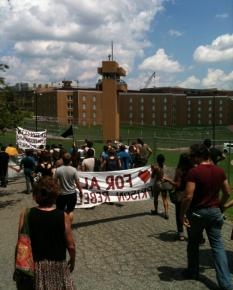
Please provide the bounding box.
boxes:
[16,176,76,290]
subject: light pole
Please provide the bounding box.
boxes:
[34,91,38,132]
[212,95,216,147]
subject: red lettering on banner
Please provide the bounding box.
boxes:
[123,174,132,187]
[131,192,139,200]
[83,192,90,204]
[141,191,148,199]
[115,176,124,189]
[90,177,100,190]
[90,192,97,204]
[102,191,110,202]
[106,176,115,190]
[117,193,125,202]
[97,194,103,203]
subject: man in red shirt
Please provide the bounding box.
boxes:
[181,144,233,290]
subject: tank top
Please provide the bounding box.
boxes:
[28,207,66,261]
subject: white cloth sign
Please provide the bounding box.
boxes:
[16,127,47,150]
[76,166,154,208]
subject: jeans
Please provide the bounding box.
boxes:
[24,171,34,193]
[187,207,233,290]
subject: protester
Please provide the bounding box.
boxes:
[16,176,76,290]
[180,144,233,290]
[166,153,194,240]
[5,143,19,157]
[34,154,54,178]
[81,148,95,172]
[18,149,36,194]
[54,153,83,223]
[117,144,132,170]
[135,138,152,165]
[203,138,225,165]
[101,147,121,171]
[0,145,9,187]
[151,154,172,219]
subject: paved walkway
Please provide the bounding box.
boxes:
[0,177,233,290]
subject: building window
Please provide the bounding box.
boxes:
[82,112,86,118]
[188,113,191,119]
[152,120,156,125]
[82,120,86,126]
[93,104,96,110]
[129,112,133,118]
[198,100,202,105]
[67,95,73,101]
[219,113,223,118]
[141,112,144,118]
[140,105,144,111]
[163,112,167,118]
[164,97,167,103]
[67,103,73,109]
[188,106,191,112]
[129,105,133,111]
[82,96,86,101]
[188,119,191,125]
[152,105,155,111]
[164,105,167,111]
[129,98,133,103]
[209,113,212,118]
[208,120,212,125]
[141,98,144,103]
[68,111,73,117]
[219,106,223,111]
[219,119,222,125]
[188,100,191,105]
[198,113,201,119]
[152,113,155,118]
[152,98,155,103]
[198,107,201,112]
[141,120,144,125]
[93,112,96,118]
[68,119,72,124]
[219,100,223,105]
[82,104,86,110]
[93,120,96,126]
[198,120,201,125]
[209,106,212,111]
[209,100,212,105]
[93,96,96,102]
[163,120,167,126]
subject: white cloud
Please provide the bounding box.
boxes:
[202,69,233,89]
[169,29,183,37]
[193,34,233,63]
[215,13,229,19]
[138,48,183,73]
[0,0,164,85]
[178,76,201,88]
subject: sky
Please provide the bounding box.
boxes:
[0,0,233,90]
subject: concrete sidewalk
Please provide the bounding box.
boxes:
[0,177,233,290]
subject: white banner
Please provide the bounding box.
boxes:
[76,166,154,208]
[16,127,47,150]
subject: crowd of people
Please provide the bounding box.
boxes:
[1,138,233,289]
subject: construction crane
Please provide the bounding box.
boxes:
[143,72,156,89]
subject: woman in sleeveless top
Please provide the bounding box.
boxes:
[16,177,76,290]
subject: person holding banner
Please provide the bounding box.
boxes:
[54,153,83,223]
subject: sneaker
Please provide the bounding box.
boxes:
[151,210,158,215]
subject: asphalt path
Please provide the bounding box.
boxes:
[1,177,233,290]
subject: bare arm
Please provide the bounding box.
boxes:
[180,181,195,227]
[220,179,231,210]
[64,213,76,272]
[75,179,83,202]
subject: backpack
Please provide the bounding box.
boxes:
[106,156,120,171]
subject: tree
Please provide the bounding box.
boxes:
[0,64,32,133]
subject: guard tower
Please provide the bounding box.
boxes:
[98,59,127,141]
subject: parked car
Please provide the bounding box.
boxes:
[223,143,233,153]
